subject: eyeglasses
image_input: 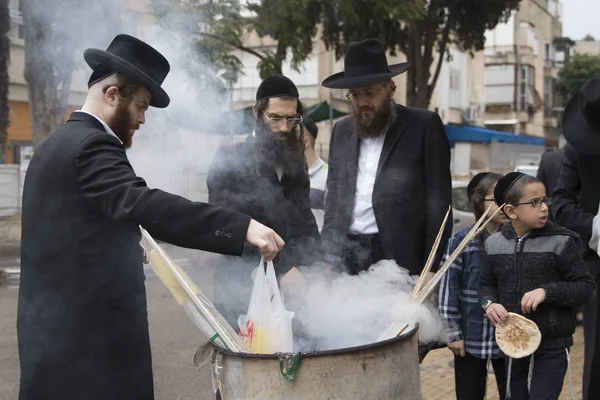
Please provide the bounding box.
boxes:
[346,84,386,101]
[484,198,496,202]
[514,198,551,208]
[262,112,303,127]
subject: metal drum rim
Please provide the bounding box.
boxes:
[213,323,419,359]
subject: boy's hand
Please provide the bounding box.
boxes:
[486,303,508,326]
[521,288,546,314]
[447,340,465,357]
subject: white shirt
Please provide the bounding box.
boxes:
[349,133,386,234]
[75,110,123,144]
[308,157,328,232]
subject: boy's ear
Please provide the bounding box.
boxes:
[503,204,518,220]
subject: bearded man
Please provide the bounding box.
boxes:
[320,38,452,277]
[207,74,320,329]
[17,34,284,400]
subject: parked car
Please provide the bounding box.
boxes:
[451,180,475,233]
[514,164,539,177]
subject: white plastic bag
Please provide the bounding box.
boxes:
[238,259,295,353]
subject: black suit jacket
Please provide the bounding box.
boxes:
[207,136,320,327]
[322,104,453,276]
[552,144,600,278]
[207,135,320,273]
[537,148,565,197]
[17,112,250,400]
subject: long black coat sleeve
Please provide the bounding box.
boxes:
[552,146,594,242]
[320,122,345,267]
[423,113,453,272]
[75,132,251,254]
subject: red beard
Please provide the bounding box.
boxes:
[108,102,139,148]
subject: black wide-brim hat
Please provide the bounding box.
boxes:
[84,34,170,108]
[321,38,409,89]
[561,78,600,155]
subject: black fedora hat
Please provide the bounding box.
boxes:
[321,38,409,89]
[561,78,600,155]
[84,34,170,108]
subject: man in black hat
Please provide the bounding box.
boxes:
[320,38,452,277]
[207,74,320,329]
[552,78,600,400]
[17,34,284,400]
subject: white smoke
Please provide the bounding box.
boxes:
[284,260,447,352]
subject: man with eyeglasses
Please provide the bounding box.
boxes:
[552,78,600,400]
[207,74,320,329]
[320,38,452,280]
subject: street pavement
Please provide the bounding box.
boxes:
[0,245,587,399]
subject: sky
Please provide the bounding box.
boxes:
[561,0,600,41]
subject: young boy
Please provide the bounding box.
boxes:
[479,171,595,399]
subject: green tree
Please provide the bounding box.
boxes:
[583,34,595,42]
[557,52,600,100]
[22,0,121,147]
[149,0,422,92]
[151,0,519,109]
[321,0,521,108]
[0,0,9,163]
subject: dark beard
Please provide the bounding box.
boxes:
[108,102,138,148]
[254,119,305,173]
[353,99,394,139]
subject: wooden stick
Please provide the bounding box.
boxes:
[414,204,506,303]
[395,323,410,338]
[411,206,451,298]
[414,203,499,303]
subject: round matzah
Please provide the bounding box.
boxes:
[495,312,541,359]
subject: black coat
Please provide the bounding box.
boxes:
[207,135,320,327]
[322,104,453,276]
[552,144,600,278]
[537,148,565,197]
[18,112,251,400]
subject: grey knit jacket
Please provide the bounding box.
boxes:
[479,221,595,350]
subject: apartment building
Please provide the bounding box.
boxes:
[483,0,565,144]
[573,39,600,55]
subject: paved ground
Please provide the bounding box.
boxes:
[420,328,584,399]
[0,245,587,399]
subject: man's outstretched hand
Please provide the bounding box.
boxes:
[245,219,285,261]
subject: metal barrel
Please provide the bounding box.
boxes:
[202,323,422,400]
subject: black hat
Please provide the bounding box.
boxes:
[256,74,299,101]
[494,172,527,206]
[467,172,491,199]
[304,118,318,139]
[84,34,170,108]
[321,38,409,89]
[561,78,600,155]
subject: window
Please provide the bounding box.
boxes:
[544,77,555,116]
[450,68,460,91]
[519,65,535,111]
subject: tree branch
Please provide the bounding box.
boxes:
[428,3,457,101]
[422,0,440,72]
[197,32,267,60]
